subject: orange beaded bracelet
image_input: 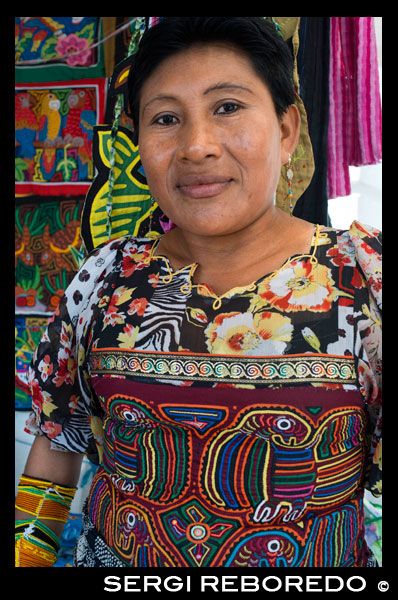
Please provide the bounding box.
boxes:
[15,475,76,523]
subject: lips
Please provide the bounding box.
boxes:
[176,174,233,199]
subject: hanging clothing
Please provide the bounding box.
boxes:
[327,17,382,199]
[293,17,331,225]
[26,221,382,567]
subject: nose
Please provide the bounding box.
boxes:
[177,118,222,163]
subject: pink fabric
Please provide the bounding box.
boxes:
[327,17,382,199]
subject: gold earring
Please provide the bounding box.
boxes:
[286,154,294,216]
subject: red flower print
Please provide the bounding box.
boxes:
[38,354,53,382]
[326,246,352,268]
[121,244,152,278]
[128,297,149,316]
[368,276,382,293]
[68,394,80,414]
[148,273,160,288]
[29,377,46,412]
[121,254,138,278]
[53,356,77,387]
[59,321,73,348]
[253,260,338,313]
[41,421,63,439]
[351,269,365,289]
[360,241,378,256]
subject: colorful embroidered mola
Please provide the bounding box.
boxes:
[26,221,382,567]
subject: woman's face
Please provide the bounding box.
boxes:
[138,43,298,238]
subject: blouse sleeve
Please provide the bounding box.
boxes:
[349,221,382,497]
[24,237,125,464]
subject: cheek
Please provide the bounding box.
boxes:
[139,139,173,192]
[232,118,281,158]
[231,127,281,186]
[140,138,172,167]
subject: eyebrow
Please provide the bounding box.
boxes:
[142,82,254,114]
[203,82,254,95]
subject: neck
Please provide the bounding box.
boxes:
[154,206,317,297]
[162,206,287,270]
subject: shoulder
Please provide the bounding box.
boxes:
[320,220,381,306]
[344,220,382,259]
[319,220,381,261]
[63,235,159,314]
[336,220,381,268]
[81,235,159,274]
[321,220,381,246]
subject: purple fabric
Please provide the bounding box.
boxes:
[327,17,382,199]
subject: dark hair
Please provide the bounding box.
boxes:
[128,17,295,137]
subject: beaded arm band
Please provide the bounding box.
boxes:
[15,519,60,552]
[15,474,76,523]
[15,519,60,567]
[15,475,77,567]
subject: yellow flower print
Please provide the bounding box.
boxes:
[117,323,139,349]
[196,283,217,299]
[371,480,382,496]
[59,320,73,346]
[301,327,322,353]
[114,286,135,306]
[89,416,104,463]
[186,307,208,327]
[42,399,58,418]
[205,311,293,355]
[250,260,338,313]
[349,221,380,240]
[78,344,86,366]
[98,295,110,308]
[373,440,382,470]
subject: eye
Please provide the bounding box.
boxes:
[124,411,136,422]
[153,113,178,126]
[216,102,240,115]
[275,417,293,431]
[267,539,281,553]
[126,512,136,527]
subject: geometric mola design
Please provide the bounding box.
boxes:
[158,496,241,567]
[160,406,227,436]
[81,125,167,252]
[223,528,302,567]
[201,405,367,519]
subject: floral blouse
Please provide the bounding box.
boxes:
[26,221,382,567]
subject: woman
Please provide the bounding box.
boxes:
[15,17,381,568]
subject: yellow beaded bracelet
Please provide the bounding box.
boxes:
[15,474,76,524]
[15,536,58,567]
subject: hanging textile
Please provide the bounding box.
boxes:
[15,196,85,314]
[293,17,331,226]
[15,17,111,83]
[15,79,106,196]
[270,18,315,216]
[15,314,49,410]
[327,17,382,199]
[81,18,167,252]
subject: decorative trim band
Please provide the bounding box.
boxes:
[89,349,357,386]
